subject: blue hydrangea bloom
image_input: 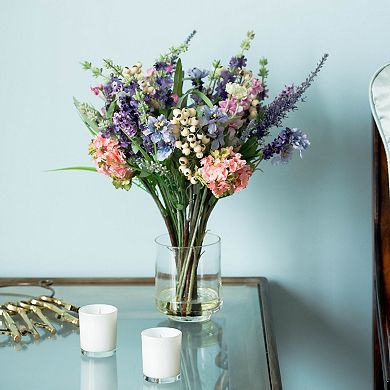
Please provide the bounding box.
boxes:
[143,115,176,161]
[199,106,228,134]
[199,106,228,150]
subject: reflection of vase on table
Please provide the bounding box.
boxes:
[159,319,228,389]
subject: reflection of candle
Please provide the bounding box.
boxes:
[80,354,118,390]
[79,304,117,357]
[141,327,182,383]
[142,378,182,390]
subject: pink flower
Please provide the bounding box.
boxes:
[165,63,174,73]
[172,94,179,104]
[199,147,252,198]
[219,97,243,116]
[145,67,157,78]
[89,134,133,180]
[90,83,103,96]
[234,165,253,193]
[249,79,263,96]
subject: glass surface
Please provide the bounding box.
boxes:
[0,284,271,390]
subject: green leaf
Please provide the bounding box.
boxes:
[139,170,151,178]
[131,142,140,154]
[173,58,183,97]
[239,137,259,160]
[73,97,100,136]
[178,93,189,108]
[106,100,116,120]
[47,166,97,172]
[191,91,214,108]
[178,90,213,109]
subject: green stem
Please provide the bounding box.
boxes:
[176,187,208,303]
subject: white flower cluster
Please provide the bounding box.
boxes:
[225,82,247,100]
[122,63,156,95]
[178,156,199,184]
[171,108,211,183]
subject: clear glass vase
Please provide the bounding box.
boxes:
[155,232,222,322]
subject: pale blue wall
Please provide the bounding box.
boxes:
[0,0,387,388]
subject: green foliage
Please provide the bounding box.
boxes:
[91,67,103,78]
[209,60,222,80]
[81,61,92,70]
[159,30,197,63]
[48,166,97,172]
[73,97,102,135]
[106,100,116,120]
[239,137,259,161]
[191,91,213,108]
[173,58,183,97]
[258,57,269,89]
[103,58,122,77]
[179,90,213,108]
[112,178,132,190]
[239,31,255,55]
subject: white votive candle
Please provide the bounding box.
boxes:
[141,327,182,384]
[79,304,118,357]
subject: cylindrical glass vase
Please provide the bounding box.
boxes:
[155,233,222,322]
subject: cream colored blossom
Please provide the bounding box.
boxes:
[225,82,247,100]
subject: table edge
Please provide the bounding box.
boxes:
[0,276,282,389]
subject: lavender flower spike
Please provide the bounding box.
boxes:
[256,54,328,139]
[262,127,310,164]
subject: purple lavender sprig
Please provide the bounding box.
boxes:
[255,54,328,139]
[262,127,310,164]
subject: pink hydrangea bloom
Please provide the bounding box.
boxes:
[89,134,133,180]
[199,147,253,198]
[234,164,252,193]
[249,79,263,96]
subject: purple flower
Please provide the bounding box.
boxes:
[289,128,310,157]
[113,111,137,138]
[255,54,328,140]
[220,70,234,81]
[156,141,174,161]
[214,70,235,99]
[102,77,125,104]
[143,115,176,161]
[155,76,173,90]
[101,125,136,158]
[262,127,310,164]
[199,106,228,149]
[199,106,228,134]
[188,68,209,79]
[229,56,247,69]
[153,76,174,108]
[271,145,294,165]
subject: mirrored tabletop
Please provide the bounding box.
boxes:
[0,278,281,390]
